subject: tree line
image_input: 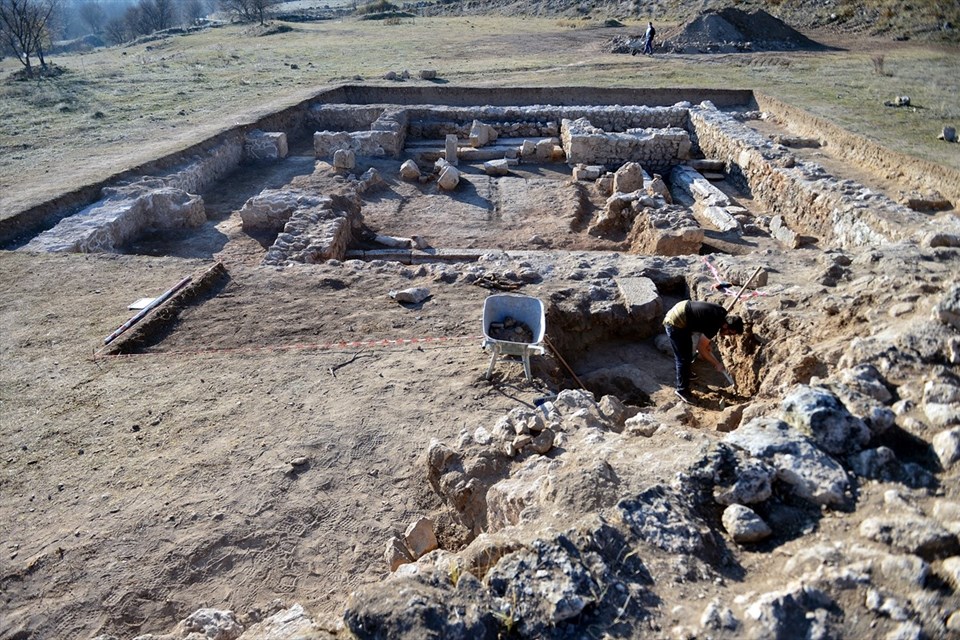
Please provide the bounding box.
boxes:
[1,0,282,77]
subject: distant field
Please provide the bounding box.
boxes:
[1,15,958,216]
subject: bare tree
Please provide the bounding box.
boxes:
[103,14,126,43]
[0,0,60,77]
[78,0,106,34]
[219,0,280,25]
[137,0,178,32]
[183,0,206,24]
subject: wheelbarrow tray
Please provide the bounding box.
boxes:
[482,294,546,380]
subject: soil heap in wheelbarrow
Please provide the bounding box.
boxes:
[488,317,535,343]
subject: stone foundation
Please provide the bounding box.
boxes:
[687,104,937,248]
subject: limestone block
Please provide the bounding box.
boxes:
[437,165,460,190]
[418,69,437,80]
[520,139,537,158]
[399,159,421,180]
[596,173,614,196]
[614,277,663,327]
[670,164,730,209]
[469,120,497,148]
[313,131,352,158]
[333,148,356,170]
[630,206,703,256]
[535,139,556,161]
[240,190,302,231]
[613,162,647,193]
[770,215,800,248]
[445,134,459,165]
[699,205,741,234]
[572,164,602,181]
[483,159,511,176]
[243,129,288,162]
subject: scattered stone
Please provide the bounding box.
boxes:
[780,385,871,456]
[437,165,460,190]
[389,287,430,304]
[923,378,960,428]
[418,69,437,80]
[404,517,439,559]
[483,158,511,176]
[399,159,421,179]
[860,514,960,559]
[385,534,414,571]
[942,556,960,590]
[934,284,960,330]
[613,161,646,193]
[700,598,739,631]
[724,417,851,507]
[181,608,243,640]
[722,504,772,543]
[939,126,958,142]
[932,427,960,469]
[743,584,837,640]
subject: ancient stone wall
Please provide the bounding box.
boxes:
[307,104,386,132]
[687,105,934,248]
[312,106,409,159]
[406,105,689,140]
[562,118,692,173]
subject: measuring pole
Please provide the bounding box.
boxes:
[103,276,192,345]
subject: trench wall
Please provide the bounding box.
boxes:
[754,92,960,206]
[688,106,932,248]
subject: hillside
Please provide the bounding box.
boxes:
[411,0,960,44]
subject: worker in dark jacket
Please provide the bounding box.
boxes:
[663,300,743,403]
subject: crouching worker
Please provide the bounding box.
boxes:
[663,300,743,403]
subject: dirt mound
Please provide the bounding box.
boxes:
[661,7,828,53]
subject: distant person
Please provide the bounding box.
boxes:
[643,21,656,54]
[663,300,743,403]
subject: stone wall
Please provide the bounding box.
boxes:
[687,105,936,248]
[407,105,689,141]
[561,118,692,173]
[21,185,205,253]
[17,138,242,253]
[312,106,409,159]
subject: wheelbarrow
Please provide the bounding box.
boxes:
[482,294,546,382]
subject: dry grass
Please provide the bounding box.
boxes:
[0,15,958,216]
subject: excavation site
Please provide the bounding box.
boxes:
[2,83,960,640]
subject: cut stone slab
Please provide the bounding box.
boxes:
[615,277,663,329]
